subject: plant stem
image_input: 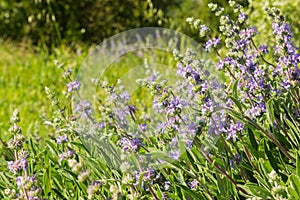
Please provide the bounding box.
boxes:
[194,138,248,195]
[250,38,276,68]
[274,117,297,149]
[228,108,294,160]
[147,183,159,200]
[240,137,262,177]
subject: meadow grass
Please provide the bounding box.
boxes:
[0,41,86,137]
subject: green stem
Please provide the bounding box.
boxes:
[227,108,294,160]
[194,138,248,195]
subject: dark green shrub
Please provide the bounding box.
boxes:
[0,0,181,48]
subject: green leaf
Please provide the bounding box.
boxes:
[248,128,258,150]
[245,183,272,198]
[29,137,37,156]
[176,183,204,200]
[70,141,90,153]
[264,141,279,173]
[287,186,299,199]
[297,152,300,177]
[165,192,181,200]
[232,79,239,98]
[137,171,146,190]
[52,188,68,200]
[228,95,243,113]
[46,140,58,155]
[285,118,300,147]
[290,174,300,195]
[266,98,275,125]
[43,154,51,195]
[217,176,228,198]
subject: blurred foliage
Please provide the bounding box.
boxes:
[1,0,300,49]
[164,0,249,45]
[248,0,300,47]
[0,0,181,48]
[0,40,87,136]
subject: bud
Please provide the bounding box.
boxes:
[11,109,20,123]
[4,188,16,198]
[8,124,22,134]
[208,3,218,12]
[7,134,25,149]
[87,181,102,199]
[78,170,90,182]
[228,0,236,7]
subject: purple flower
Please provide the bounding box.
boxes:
[189,179,198,189]
[213,37,221,45]
[176,63,186,76]
[131,138,144,151]
[246,106,262,119]
[16,175,36,189]
[56,134,68,144]
[169,150,180,160]
[167,97,184,115]
[120,91,130,102]
[224,57,238,69]
[199,25,209,37]
[8,158,28,173]
[74,100,93,118]
[170,137,178,148]
[226,121,244,141]
[200,25,209,31]
[59,150,74,162]
[94,122,106,131]
[230,159,235,169]
[20,158,28,170]
[254,68,265,78]
[128,105,137,113]
[200,82,208,93]
[208,111,227,135]
[272,22,293,39]
[157,122,167,133]
[240,27,258,40]
[164,181,171,190]
[205,40,213,52]
[16,176,24,188]
[230,154,242,169]
[119,137,143,152]
[144,168,155,181]
[238,12,247,22]
[281,80,291,90]
[66,80,81,92]
[134,168,155,187]
[216,60,224,70]
[201,98,213,115]
[205,37,221,52]
[138,123,147,132]
[186,139,193,149]
[235,39,251,51]
[191,70,201,84]
[258,45,269,54]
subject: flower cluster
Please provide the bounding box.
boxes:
[74,100,93,119]
[56,134,68,144]
[5,109,42,199]
[66,80,81,92]
[230,153,242,169]
[217,4,299,112]
[58,149,74,162]
[3,2,296,199]
[186,17,210,37]
[119,137,144,152]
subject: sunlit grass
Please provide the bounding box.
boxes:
[0,41,86,137]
